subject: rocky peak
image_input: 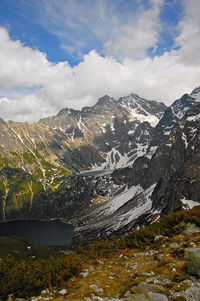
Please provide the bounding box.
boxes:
[95,95,116,107]
[191,85,200,95]
[118,94,166,119]
[170,93,199,120]
[57,107,81,118]
[0,117,5,124]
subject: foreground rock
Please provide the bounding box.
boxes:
[130,283,166,294]
[185,248,200,278]
[125,292,168,301]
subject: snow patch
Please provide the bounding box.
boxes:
[104,184,143,214]
[187,113,200,121]
[181,197,199,209]
[111,183,156,230]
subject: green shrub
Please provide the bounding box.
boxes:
[0,253,82,297]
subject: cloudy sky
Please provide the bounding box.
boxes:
[0,0,200,122]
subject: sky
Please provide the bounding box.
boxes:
[0,0,200,122]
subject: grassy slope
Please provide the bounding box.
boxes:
[0,150,73,216]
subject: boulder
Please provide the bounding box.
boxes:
[58,288,67,295]
[184,248,200,277]
[169,243,181,249]
[125,292,168,300]
[130,282,166,294]
[183,223,200,234]
[154,235,165,242]
[81,269,89,277]
[91,297,104,301]
[141,272,154,277]
[90,284,104,295]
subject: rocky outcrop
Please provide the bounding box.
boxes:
[125,293,168,301]
[185,248,200,278]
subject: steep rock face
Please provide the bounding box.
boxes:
[40,94,166,169]
[0,93,166,221]
[70,90,200,244]
[0,87,199,243]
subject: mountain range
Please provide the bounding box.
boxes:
[0,87,199,244]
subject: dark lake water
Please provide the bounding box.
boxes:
[0,219,75,245]
[80,169,114,177]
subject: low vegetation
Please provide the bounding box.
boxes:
[0,206,200,298]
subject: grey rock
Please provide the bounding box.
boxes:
[81,269,89,278]
[58,288,67,295]
[185,248,200,277]
[154,235,165,242]
[90,284,104,295]
[125,292,168,301]
[141,272,154,277]
[91,297,104,301]
[169,243,181,249]
[166,263,177,268]
[124,291,131,297]
[183,223,200,234]
[130,282,166,294]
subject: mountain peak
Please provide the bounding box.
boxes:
[191,86,200,95]
[57,107,81,117]
[0,117,5,124]
[96,95,115,106]
[190,86,200,102]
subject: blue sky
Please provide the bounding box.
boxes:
[0,0,183,65]
[0,0,200,122]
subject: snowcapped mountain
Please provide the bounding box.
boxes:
[0,92,166,221]
[0,87,199,245]
[71,89,200,244]
[40,93,166,170]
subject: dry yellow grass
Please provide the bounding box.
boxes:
[41,232,200,301]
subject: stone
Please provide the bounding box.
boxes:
[169,243,181,249]
[141,272,154,277]
[7,295,14,301]
[183,223,200,234]
[166,263,177,268]
[154,235,165,242]
[81,269,89,277]
[58,288,67,295]
[124,291,131,297]
[90,284,104,295]
[91,297,104,301]
[185,248,200,277]
[148,292,168,301]
[125,292,168,301]
[130,282,166,294]
[171,297,187,301]
[41,290,47,295]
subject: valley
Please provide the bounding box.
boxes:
[0,88,200,245]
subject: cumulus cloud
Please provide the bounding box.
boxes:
[175,0,200,65]
[37,0,163,60]
[0,0,200,122]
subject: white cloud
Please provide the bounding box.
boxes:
[0,0,200,122]
[175,0,200,65]
[105,0,163,59]
[37,0,163,60]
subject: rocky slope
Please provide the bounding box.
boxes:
[40,94,166,170]
[0,87,199,245]
[71,88,200,244]
[0,93,166,221]
[3,207,200,301]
